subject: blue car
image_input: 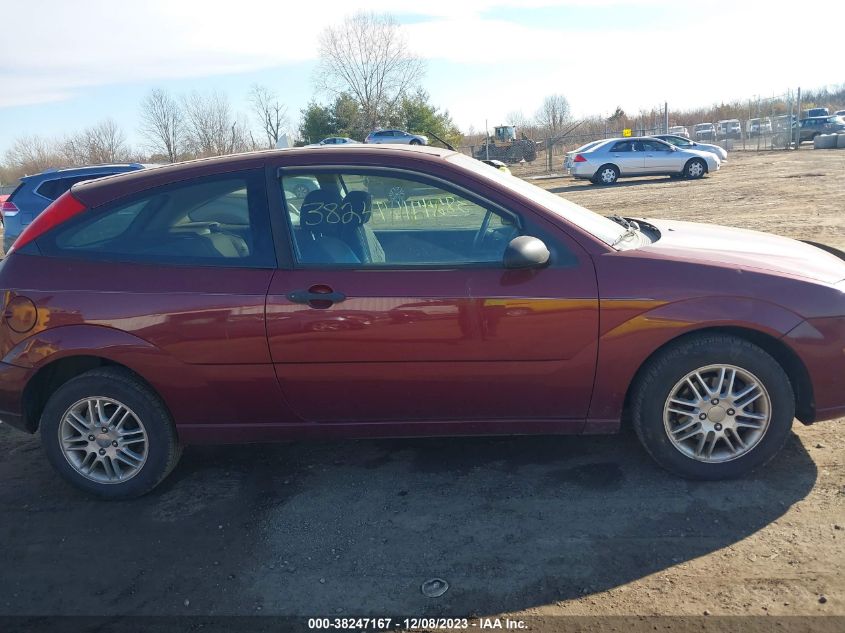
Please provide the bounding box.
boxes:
[1,163,145,254]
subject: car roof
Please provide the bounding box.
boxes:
[20,163,146,182]
[600,136,670,143]
[71,146,456,208]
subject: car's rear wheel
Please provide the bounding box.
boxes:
[40,368,181,499]
[594,164,619,185]
[409,139,422,146]
[684,158,706,179]
[631,334,794,480]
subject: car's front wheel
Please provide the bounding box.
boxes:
[631,334,794,480]
[40,368,181,499]
[684,158,707,179]
[409,139,422,146]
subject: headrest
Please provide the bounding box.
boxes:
[341,191,373,226]
[301,189,343,230]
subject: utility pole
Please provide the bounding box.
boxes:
[664,101,669,134]
[795,87,802,148]
[485,119,489,160]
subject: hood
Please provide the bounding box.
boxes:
[681,149,719,163]
[641,219,845,285]
[693,143,728,159]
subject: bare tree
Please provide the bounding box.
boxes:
[505,110,531,128]
[536,94,571,135]
[317,11,425,131]
[249,84,288,148]
[3,135,61,177]
[139,88,185,163]
[61,119,130,165]
[182,91,252,157]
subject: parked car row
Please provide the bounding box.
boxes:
[679,109,844,142]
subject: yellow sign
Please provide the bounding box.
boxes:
[622,128,632,137]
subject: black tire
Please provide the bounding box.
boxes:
[409,139,422,146]
[40,367,181,499]
[631,334,795,480]
[684,158,707,179]
[595,164,619,185]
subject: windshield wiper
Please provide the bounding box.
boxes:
[608,214,640,247]
[608,214,632,230]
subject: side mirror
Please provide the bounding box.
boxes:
[503,236,550,269]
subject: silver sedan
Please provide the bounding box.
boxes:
[364,129,428,145]
[569,137,721,185]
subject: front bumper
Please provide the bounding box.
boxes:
[0,361,29,433]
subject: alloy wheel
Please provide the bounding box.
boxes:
[663,364,771,463]
[58,397,149,483]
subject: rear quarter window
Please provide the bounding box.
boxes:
[36,170,274,268]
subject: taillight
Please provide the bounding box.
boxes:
[573,154,587,163]
[0,201,19,217]
[8,191,86,254]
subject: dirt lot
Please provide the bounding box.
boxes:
[521,147,845,250]
[0,149,842,628]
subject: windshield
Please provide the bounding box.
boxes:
[450,153,627,248]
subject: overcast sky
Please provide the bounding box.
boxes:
[0,0,839,154]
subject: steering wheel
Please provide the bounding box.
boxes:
[472,209,494,251]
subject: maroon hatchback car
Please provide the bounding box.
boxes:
[0,145,843,498]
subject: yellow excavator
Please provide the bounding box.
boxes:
[473,125,538,163]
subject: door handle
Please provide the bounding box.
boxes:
[288,285,347,306]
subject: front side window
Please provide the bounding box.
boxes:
[279,170,523,267]
[639,140,670,151]
[38,171,274,268]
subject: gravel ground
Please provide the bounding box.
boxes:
[0,149,842,627]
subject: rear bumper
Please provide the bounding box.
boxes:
[0,361,29,433]
[570,163,595,178]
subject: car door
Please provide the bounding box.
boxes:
[638,139,677,173]
[607,140,642,175]
[264,162,598,428]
